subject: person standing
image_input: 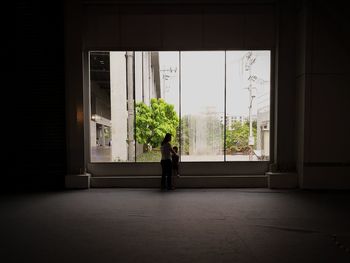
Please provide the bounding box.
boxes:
[160,133,177,190]
[171,146,180,189]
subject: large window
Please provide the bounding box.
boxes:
[89,51,270,163]
[181,51,225,161]
[226,51,271,161]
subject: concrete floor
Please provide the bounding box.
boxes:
[1,189,350,263]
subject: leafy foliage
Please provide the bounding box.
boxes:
[136,148,161,162]
[136,98,179,149]
[226,121,257,154]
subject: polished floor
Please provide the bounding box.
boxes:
[1,189,350,263]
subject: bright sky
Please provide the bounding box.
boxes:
[159,51,270,117]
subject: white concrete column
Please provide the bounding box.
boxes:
[110,52,128,162]
[126,51,135,161]
[143,52,150,105]
[90,121,96,147]
[101,124,105,146]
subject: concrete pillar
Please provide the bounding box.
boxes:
[273,0,297,171]
[295,1,350,189]
[110,52,128,162]
[65,0,84,174]
[126,51,135,161]
[101,124,105,146]
[143,52,150,105]
[266,1,299,188]
[90,121,96,147]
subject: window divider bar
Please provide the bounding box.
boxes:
[224,50,227,162]
[179,51,182,163]
[133,51,136,163]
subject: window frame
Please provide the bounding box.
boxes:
[83,49,275,176]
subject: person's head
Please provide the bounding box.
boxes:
[173,146,178,153]
[161,133,172,145]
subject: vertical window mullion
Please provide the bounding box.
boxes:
[224,51,227,162]
[179,51,182,163]
[133,51,136,162]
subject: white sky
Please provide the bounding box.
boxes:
[159,51,270,117]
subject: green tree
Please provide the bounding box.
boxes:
[226,121,257,154]
[136,98,179,149]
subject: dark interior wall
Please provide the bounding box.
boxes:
[14,0,283,190]
[274,0,296,171]
[296,0,350,188]
[67,0,279,175]
[13,0,66,191]
[13,0,349,190]
[83,2,276,51]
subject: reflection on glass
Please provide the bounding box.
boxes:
[181,51,225,162]
[226,51,270,161]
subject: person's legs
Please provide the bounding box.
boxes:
[166,160,172,190]
[171,168,176,189]
[160,160,166,189]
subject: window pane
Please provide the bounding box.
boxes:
[89,51,135,162]
[135,52,180,162]
[89,51,111,162]
[180,51,225,162]
[225,51,270,161]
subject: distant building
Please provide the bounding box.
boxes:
[222,115,249,128]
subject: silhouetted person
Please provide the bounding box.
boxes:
[171,146,180,189]
[160,133,177,190]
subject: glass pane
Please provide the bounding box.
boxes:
[180,51,225,162]
[89,51,135,162]
[89,51,111,162]
[225,51,270,161]
[135,52,180,162]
